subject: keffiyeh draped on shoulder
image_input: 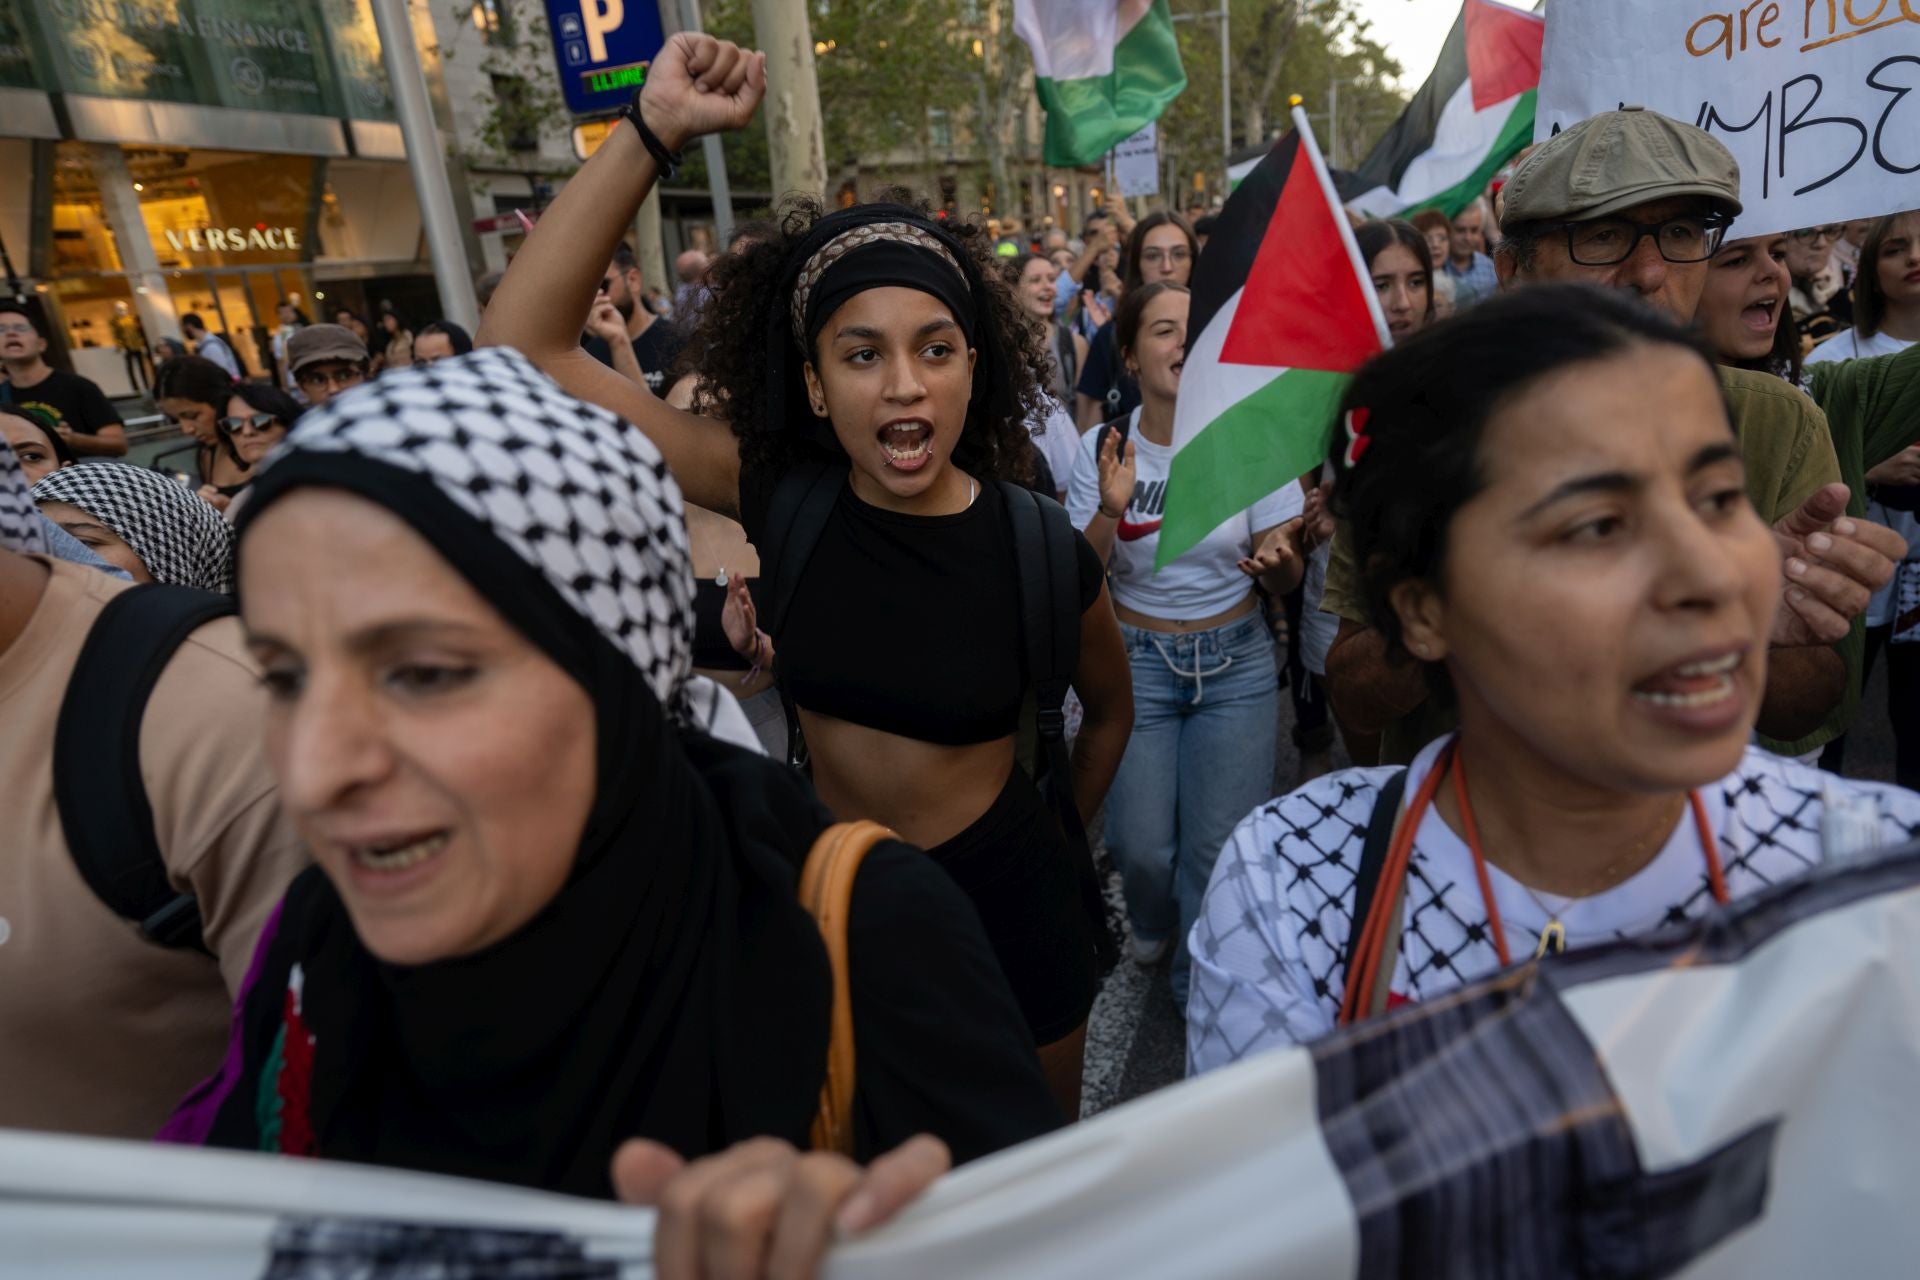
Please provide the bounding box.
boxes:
[0,441,46,555]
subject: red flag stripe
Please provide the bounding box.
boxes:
[1217,137,1380,374]
[1465,0,1545,113]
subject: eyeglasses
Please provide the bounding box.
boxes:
[1139,247,1192,266]
[0,321,36,336]
[1790,225,1845,243]
[218,413,280,434]
[1552,214,1732,266]
[296,364,366,391]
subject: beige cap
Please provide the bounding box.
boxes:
[286,323,368,373]
[1500,107,1742,228]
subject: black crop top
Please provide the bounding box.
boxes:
[742,469,1104,745]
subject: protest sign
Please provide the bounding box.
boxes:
[1538,0,1920,235]
[1113,122,1161,198]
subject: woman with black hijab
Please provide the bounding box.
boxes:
[163,347,1059,1229]
[480,32,1134,1117]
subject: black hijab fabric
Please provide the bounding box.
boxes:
[210,350,835,1194]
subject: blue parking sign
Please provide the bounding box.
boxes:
[543,0,665,117]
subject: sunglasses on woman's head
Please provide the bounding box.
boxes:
[219,413,280,434]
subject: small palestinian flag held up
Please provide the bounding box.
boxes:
[1337,0,1545,220]
[1158,108,1389,570]
[1015,0,1187,168]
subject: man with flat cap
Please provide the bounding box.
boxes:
[286,323,370,410]
[1321,107,1906,766]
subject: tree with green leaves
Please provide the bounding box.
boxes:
[1151,1,1408,199]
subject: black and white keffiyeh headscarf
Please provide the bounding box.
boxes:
[240,344,753,747]
[0,441,46,555]
[210,347,841,1193]
[32,462,234,592]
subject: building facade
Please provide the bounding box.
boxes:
[0,0,593,394]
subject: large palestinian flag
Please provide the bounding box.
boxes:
[1014,0,1187,168]
[1158,123,1386,569]
[1338,0,1544,220]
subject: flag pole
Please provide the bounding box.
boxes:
[1289,98,1394,351]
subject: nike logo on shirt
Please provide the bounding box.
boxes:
[1117,518,1162,542]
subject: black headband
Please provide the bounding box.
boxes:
[800,238,976,354]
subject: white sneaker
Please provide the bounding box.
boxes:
[1130,933,1171,965]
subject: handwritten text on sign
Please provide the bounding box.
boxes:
[1538,0,1919,236]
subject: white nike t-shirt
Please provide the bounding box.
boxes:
[1066,408,1304,621]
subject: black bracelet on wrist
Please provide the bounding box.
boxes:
[623,88,683,180]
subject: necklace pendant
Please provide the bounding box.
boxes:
[714,566,728,588]
[1534,919,1567,959]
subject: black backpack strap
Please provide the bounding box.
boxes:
[760,460,844,770]
[1340,768,1410,987]
[1000,482,1080,743]
[761,460,844,644]
[54,584,236,950]
[1001,482,1117,968]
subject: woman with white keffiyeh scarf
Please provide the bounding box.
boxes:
[34,461,233,592]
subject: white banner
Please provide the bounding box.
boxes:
[1538,0,1920,236]
[1112,122,1160,198]
[10,849,1920,1277]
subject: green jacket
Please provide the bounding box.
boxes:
[1773,341,1920,756]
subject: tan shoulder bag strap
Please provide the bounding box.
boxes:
[797,819,896,1155]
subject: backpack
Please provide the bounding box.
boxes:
[760,462,1118,969]
[53,584,235,951]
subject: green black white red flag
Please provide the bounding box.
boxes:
[1014,0,1187,168]
[1337,0,1544,220]
[1158,109,1389,570]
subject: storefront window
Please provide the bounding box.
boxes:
[48,142,328,382]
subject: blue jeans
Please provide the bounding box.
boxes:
[1106,610,1279,1001]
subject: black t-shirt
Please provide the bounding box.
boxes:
[742,467,1103,745]
[1074,319,1139,421]
[0,368,122,436]
[584,319,689,395]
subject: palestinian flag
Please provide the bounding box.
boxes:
[1159,122,1386,569]
[1337,0,1544,220]
[1015,0,1187,168]
[1226,141,1266,192]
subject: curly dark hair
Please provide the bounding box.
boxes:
[680,191,1048,494]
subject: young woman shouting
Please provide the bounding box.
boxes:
[479,34,1132,1114]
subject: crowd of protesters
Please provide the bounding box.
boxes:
[5,29,1920,1280]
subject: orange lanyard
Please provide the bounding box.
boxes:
[1339,740,1730,1024]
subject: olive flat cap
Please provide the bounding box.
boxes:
[286,323,368,373]
[1501,107,1742,228]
